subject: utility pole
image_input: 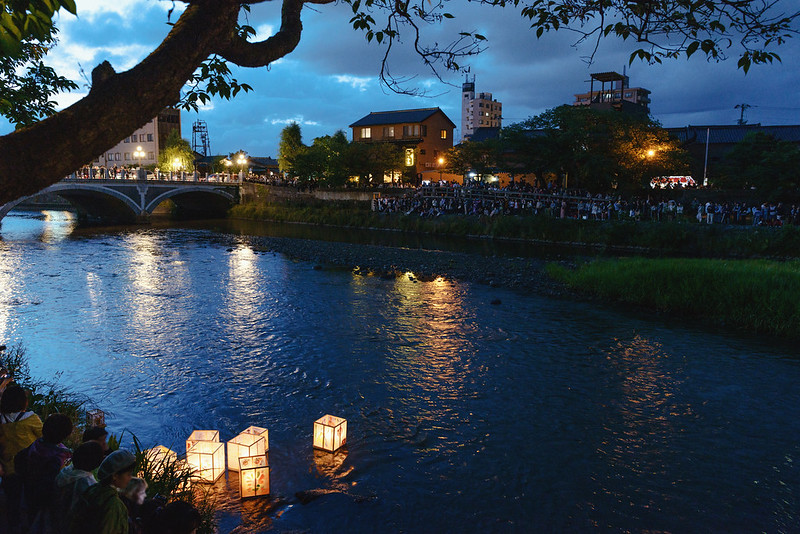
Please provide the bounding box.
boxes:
[735,103,751,125]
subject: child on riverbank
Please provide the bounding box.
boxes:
[69,449,136,534]
[55,440,105,521]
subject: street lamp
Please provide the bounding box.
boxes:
[236,153,248,181]
[133,146,146,180]
[437,156,445,182]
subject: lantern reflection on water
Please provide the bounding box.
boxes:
[186,430,219,454]
[313,415,347,452]
[239,454,269,498]
[186,440,225,483]
[86,409,105,428]
[227,433,266,471]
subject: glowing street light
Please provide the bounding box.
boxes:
[236,153,248,181]
[133,146,146,180]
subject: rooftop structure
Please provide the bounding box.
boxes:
[574,71,650,115]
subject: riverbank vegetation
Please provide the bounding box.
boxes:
[230,200,800,259]
[0,343,217,533]
[547,258,800,338]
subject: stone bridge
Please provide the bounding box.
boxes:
[0,178,239,223]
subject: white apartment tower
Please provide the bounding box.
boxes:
[461,76,502,142]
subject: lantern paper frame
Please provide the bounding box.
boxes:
[240,426,269,451]
[239,454,270,498]
[227,433,266,472]
[186,440,225,483]
[86,409,105,428]
[313,415,347,452]
[144,445,177,475]
[186,430,219,454]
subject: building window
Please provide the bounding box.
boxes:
[383,126,394,138]
[440,129,447,139]
[405,148,415,166]
[124,153,130,160]
[362,127,371,139]
[147,134,154,142]
[421,125,427,137]
[115,153,121,161]
[123,137,130,143]
[403,124,420,137]
[420,149,426,155]
[140,134,146,142]
[147,152,155,160]
[107,153,113,161]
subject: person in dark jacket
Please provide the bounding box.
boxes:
[69,449,136,534]
[14,413,73,533]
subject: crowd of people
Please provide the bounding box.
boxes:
[0,383,201,534]
[373,181,800,226]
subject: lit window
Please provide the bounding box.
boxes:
[405,148,415,166]
[440,129,447,139]
[383,126,394,138]
[362,127,371,139]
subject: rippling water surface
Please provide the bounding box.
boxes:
[1,210,799,533]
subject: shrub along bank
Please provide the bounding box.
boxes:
[547,258,800,338]
[229,200,800,259]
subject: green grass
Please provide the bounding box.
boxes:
[547,258,800,337]
[231,200,800,258]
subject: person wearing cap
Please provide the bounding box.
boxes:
[69,449,136,534]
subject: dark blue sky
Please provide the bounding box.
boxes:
[2,1,799,157]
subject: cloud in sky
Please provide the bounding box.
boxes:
[2,1,799,158]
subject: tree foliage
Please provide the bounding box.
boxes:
[717,132,800,195]
[157,129,194,172]
[278,122,304,175]
[0,0,798,203]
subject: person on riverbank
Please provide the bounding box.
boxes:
[119,477,147,534]
[14,413,73,532]
[83,425,110,456]
[143,500,201,534]
[54,441,105,521]
[69,449,136,534]
[0,384,43,532]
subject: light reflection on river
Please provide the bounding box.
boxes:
[1,210,799,533]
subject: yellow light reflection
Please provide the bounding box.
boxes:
[0,246,23,337]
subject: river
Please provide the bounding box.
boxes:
[1,210,799,533]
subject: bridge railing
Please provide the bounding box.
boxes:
[62,171,242,185]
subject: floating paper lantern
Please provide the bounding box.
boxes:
[186,430,219,454]
[86,409,105,428]
[186,440,225,483]
[239,454,269,498]
[227,433,266,471]
[240,426,269,450]
[313,415,347,452]
[144,445,177,475]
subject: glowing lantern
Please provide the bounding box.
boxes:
[186,441,225,483]
[144,445,177,475]
[227,433,266,472]
[239,455,269,498]
[86,409,105,428]
[186,430,219,454]
[240,426,269,450]
[313,415,347,452]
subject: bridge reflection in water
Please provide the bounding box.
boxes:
[0,175,240,223]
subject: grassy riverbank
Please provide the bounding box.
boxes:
[547,258,800,338]
[230,201,800,259]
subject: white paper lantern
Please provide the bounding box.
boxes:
[240,426,269,451]
[86,409,105,428]
[144,445,177,475]
[239,454,269,498]
[313,415,347,452]
[227,433,266,471]
[186,440,225,483]
[186,430,219,454]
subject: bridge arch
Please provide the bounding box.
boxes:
[0,182,143,222]
[145,186,237,215]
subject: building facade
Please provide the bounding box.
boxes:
[573,72,651,115]
[350,108,456,182]
[461,76,502,142]
[92,107,181,169]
